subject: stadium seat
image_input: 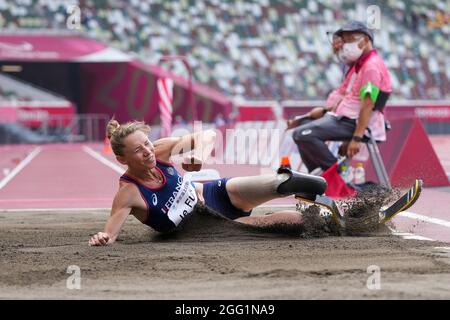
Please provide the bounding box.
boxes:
[1,0,449,101]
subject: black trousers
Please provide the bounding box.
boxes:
[292,114,356,172]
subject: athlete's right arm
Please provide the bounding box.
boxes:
[88,184,135,246]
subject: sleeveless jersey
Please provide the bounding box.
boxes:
[120,160,198,233]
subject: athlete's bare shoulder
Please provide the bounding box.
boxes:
[115,180,142,208]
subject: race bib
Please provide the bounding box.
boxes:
[166,174,198,226]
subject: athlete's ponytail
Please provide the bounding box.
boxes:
[106,119,121,140]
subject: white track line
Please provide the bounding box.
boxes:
[0,146,42,190]
[82,146,125,174]
[390,211,450,242]
[269,206,450,229]
[434,247,450,251]
[268,206,447,242]
[387,226,434,241]
[390,231,434,241]
[259,206,450,229]
[399,211,450,228]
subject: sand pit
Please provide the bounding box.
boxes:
[1,206,450,299]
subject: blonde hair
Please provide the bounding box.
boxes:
[106,119,151,156]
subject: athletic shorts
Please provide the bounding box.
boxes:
[202,178,252,220]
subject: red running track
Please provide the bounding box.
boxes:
[429,135,450,175]
[0,143,265,209]
[0,144,122,209]
[0,142,449,243]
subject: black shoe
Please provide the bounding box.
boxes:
[276,167,327,197]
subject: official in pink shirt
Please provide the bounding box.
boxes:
[288,21,392,173]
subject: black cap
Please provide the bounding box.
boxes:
[334,20,374,43]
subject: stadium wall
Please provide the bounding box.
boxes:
[237,100,450,134]
[79,60,233,125]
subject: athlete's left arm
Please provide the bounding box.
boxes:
[88,184,135,246]
[347,95,374,158]
[153,130,217,163]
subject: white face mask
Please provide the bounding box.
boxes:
[337,49,353,65]
[338,37,365,64]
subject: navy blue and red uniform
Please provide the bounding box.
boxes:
[120,161,251,233]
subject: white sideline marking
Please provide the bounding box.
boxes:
[0,147,42,190]
[434,247,450,252]
[82,146,125,174]
[391,231,434,241]
[268,206,450,229]
[387,226,434,241]
[388,210,450,242]
[399,211,450,228]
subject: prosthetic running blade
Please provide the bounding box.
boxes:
[378,179,422,224]
[295,179,423,228]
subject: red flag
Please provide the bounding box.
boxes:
[321,162,356,198]
[157,77,174,137]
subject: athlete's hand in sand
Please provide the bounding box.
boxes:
[88,232,110,246]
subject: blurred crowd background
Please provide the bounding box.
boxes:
[1,0,449,102]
